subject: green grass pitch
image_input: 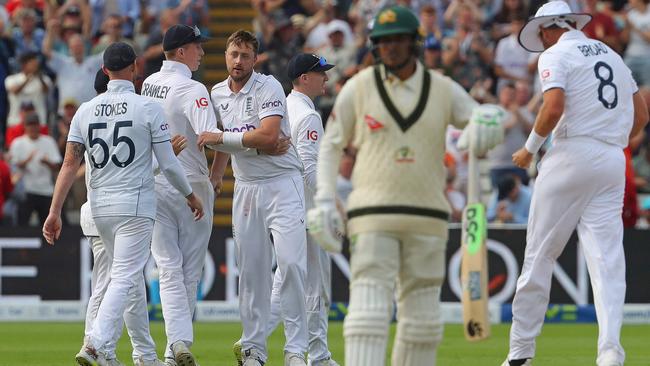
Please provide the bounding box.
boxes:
[0,322,648,365]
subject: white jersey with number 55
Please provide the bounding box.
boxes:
[68,80,171,219]
[538,29,638,147]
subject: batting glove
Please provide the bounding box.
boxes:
[457,104,505,156]
[307,198,345,253]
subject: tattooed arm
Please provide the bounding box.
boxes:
[43,142,85,244]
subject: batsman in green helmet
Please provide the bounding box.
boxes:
[307,4,505,366]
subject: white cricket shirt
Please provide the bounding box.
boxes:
[142,60,220,183]
[211,71,302,182]
[68,80,171,219]
[287,90,323,209]
[538,30,638,148]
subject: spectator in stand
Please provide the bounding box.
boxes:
[582,0,622,52]
[260,9,304,93]
[487,82,533,186]
[5,0,45,23]
[487,174,531,224]
[493,16,530,92]
[491,0,528,40]
[142,8,178,79]
[168,0,210,31]
[0,14,13,141]
[91,14,140,55]
[622,0,650,87]
[89,0,140,39]
[0,151,14,225]
[420,5,443,70]
[633,139,650,193]
[53,97,77,156]
[4,101,48,149]
[8,111,61,226]
[43,21,102,114]
[318,19,357,119]
[441,3,493,91]
[4,51,51,129]
[11,8,44,56]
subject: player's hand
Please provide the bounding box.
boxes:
[307,198,345,253]
[42,212,62,245]
[258,136,290,155]
[210,175,223,196]
[197,132,223,149]
[512,147,533,168]
[457,104,505,156]
[171,134,188,156]
[186,192,205,221]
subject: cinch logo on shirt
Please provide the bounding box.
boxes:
[225,124,256,133]
[261,100,282,109]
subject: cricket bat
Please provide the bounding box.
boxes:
[460,149,491,341]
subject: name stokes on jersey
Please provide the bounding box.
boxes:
[95,102,128,117]
[141,82,171,99]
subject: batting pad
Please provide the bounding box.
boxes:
[344,279,393,366]
[392,286,442,366]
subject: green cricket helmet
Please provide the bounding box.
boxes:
[369,6,421,41]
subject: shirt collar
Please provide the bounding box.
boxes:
[558,29,586,43]
[381,60,424,91]
[107,79,135,93]
[161,60,192,78]
[290,89,315,110]
[228,71,258,95]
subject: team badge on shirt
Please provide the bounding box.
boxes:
[364,115,384,131]
[395,146,415,163]
[541,69,551,81]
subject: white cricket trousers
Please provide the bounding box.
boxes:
[151,179,214,358]
[267,234,332,362]
[233,174,308,361]
[509,138,626,365]
[90,216,154,355]
[83,236,157,362]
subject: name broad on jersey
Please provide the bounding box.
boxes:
[576,42,608,57]
[141,83,172,99]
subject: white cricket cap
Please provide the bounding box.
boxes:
[326,19,349,35]
[518,0,592,52]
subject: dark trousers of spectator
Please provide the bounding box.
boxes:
[491,167,530,187]
[18,193,52,226]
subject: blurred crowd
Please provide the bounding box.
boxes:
[1,0,650,229]
[0,0,210,226]
[250,0,650,228]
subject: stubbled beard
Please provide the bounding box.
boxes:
[230,69,253,82]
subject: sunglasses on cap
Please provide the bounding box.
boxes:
[308,56,328,72]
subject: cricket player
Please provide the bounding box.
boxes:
[503,2,649,366]
[307,6,503,366]
[77,69,170,366]
[198,30,309,366]
[141,24,228,366]
[266,53,339,366]
[42,42,204,366]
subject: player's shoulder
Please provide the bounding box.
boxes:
[253,72,284,94]
[211,78,230,96]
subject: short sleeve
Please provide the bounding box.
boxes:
[449,78,478,129]
[537,50,568,92]
[68,105,85,144]
[258,78,286,120]
[185,83,221,134]
[148,103,172,143]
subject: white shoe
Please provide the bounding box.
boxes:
[284,352,307,366]
[233,340,243,366]
[309,358,340,366]
[242,348,265,366]
[75,344,107,366]
[163,358,177,366]
[501,359,532,366]
[134,358,168,366]
[170,341,196,366]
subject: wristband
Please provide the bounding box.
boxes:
[222,132,244,148]
[524,130,546,154]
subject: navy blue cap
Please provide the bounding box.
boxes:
[163,24,210,51]
[94,69,109,94]
[287,53,335,80]
[103,42,137,71]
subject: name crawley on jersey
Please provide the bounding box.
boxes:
[141,83,172,99]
